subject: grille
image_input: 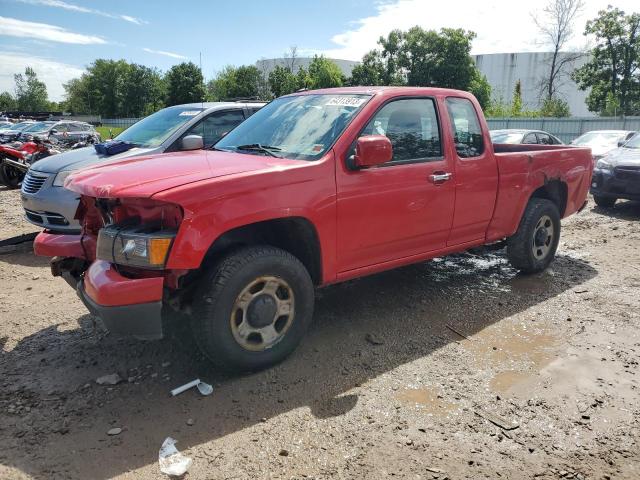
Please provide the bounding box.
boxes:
[614,166,640,181]
[21,172,48,194]
[24,209,69,227]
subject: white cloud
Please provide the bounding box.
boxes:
[0,52,84,101]
[322,0,640,59]
[143,48,188,60]
[0,16,106,44]
[15,0,148,24]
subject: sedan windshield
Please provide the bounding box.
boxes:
[491,132,525,144]
[215,94,371,160]
[573,132,626,146]
[23,122,55,132]
[115,106,205,148]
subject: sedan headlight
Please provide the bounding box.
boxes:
[596,158,613,171]
[53,170,73,187]
[97,224,176,269]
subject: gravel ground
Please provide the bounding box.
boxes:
[0,185,639,479]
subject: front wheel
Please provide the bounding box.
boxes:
[191,246,314,372]
[0,161,23,189]
[593,195,616,208]
[507,198,561,273]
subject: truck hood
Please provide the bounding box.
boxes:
[602,147,640,166]
[66,150,291,198]
[30,145,157,173]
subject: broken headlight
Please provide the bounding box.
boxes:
[97,224,176,269]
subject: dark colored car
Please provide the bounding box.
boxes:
[490,129,563,145]
[590,133,640,207]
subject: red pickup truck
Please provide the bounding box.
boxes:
[35,87,592,372]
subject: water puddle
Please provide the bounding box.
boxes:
[464,324,560,394]
[396,387,456,415]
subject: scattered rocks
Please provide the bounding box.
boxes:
[107,427,122,436]
[279,449,289,457]
[365,333,384,345]
[186,418,194,426]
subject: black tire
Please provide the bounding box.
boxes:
[0,162,23,189]
[191,246,314,372]
[507,198,561,274]
[593,195,616,208]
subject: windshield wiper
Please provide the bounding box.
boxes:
[235,143,282,158]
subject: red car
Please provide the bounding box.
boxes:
[35,87,593,372]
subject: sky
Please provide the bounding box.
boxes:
[0,0,638,101]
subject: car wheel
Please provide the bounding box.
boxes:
[593,195,616,208]
[507,198,561,274]
[191,246,314,372]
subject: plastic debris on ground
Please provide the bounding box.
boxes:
[159,437,192,476]
[170,379,213,397]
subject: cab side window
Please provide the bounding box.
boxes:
[445,97,484,158]
[360,98,442,163]
[188,110,245,147]
[523,133,538,144]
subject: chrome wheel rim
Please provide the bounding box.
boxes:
[532,214,554,260]
[230,276,295,351]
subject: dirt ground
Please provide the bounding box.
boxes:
[0,185,638,480]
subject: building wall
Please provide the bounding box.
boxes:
[256,57,359,78]
[473,52,592,117]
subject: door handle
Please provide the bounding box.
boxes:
[429,172,452,184]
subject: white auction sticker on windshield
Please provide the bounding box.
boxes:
[325,97,366,107]
[179,110,200,116]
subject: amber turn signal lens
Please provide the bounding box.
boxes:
[148,238,173,265]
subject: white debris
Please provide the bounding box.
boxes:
[170,379,213,397]
[159,437,192,476]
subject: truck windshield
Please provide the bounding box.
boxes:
[115,106,205,148]
[215,94,371,160]
[623,134,640,149]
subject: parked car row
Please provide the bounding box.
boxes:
[29,87,594,372]
[0,120,100,145]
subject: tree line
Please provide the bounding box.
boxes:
[0,4,638,118]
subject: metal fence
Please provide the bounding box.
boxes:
[486,117,640,144]
[100,118,141,129]
[97,116,640,143]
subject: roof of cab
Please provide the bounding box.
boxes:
[286,86,476,99]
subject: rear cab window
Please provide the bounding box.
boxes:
[445,97,484,158]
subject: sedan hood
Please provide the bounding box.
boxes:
[602,147,640,166]
[66,150,292,198]
[30,145,156,173]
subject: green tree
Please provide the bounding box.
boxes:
[307,55,343,89]
[572,7,640,116]
[14,67,49,111]
[511,80,523,116]
[349,26,490,105]
[268,65,298,97]
[540,97,571,117]
[0,92,16,111]
[207,65,262,101]
[165,62,205,106]
[121,64,165,117]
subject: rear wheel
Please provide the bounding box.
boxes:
[593,195,616,208]
[191,246,314,372]
[507,198,561,273]
[0,161,23,189]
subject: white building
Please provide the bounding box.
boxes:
[473,52,592,116]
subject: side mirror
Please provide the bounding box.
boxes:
[181,134,204,151]
[49,129,58,135]
[353,135,393,168]
[617,140,625,147]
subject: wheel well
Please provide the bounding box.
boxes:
[201,217,323,285]
[530,180,568,216]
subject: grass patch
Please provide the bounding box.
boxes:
[96,126,125,140]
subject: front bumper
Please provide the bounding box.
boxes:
[590,167,640,201]
[79,260,165,340]
[21,170,81,232]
